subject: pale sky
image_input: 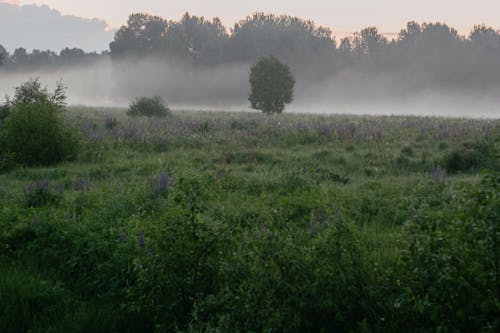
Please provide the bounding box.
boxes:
[8,0,500,34]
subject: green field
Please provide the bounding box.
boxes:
[1,108,499,332]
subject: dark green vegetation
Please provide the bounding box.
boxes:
[0,79,79,168]
[0,106,499,332]
[249,56,295,114]
[127,96,170,118]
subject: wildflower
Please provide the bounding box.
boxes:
[119,230,126,241]
[33,212,39,226]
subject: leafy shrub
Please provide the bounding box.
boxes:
[127,96,170,117]
[442,141,498,173]
[0,79,79,167]
[5,77,67,109]
[0,104,10,122]
[0,267,72,333]
[397,173,500,331]
[1,101,79,166]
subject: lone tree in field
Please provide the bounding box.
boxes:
[249,56,295,114]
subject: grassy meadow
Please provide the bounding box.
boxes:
[1,107,499,332]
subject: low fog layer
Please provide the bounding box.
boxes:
[1,13,499,118]
[1,57,499,118]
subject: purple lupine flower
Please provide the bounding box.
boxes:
[74,178,84,191]
[159,173,168,192]
[33,212,39,226]
[431,166,439,183]
[137,230,145,248]
[65,211,71,220]
[254,230,261,239]
[119,230,126,241]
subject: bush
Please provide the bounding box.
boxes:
[249,55,295,114]
[0,79,79,167]
[127,96,170,117]
[397,173,500,331]
[442,141,498,173]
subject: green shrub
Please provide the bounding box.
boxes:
[0,79,79,167]
[1,101,79,166]
[397,173,500,331]
[127,96,170,117]
[0,266,72,333]
[442,141,498,173]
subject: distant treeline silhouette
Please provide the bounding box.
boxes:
[1,12,499,92]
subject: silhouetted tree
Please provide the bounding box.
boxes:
[12,47,28,66]
[469,25,500,52]
[249,56,295,114]
[110,13,169,57]
[354,27,387,57]
[166,13,229,64]
[229,13,336,70]
[0,45,8,65]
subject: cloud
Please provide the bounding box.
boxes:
[0,1,21,5]
[0,2,113,52]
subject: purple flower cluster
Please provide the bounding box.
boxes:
[74,177,91,191]
[23,179,63,195]
[431,166,447,184]
[150,172,169,194]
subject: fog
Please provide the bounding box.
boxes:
[1,56,499,118]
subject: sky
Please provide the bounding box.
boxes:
[1,0,499,52]
[6,0,500,33]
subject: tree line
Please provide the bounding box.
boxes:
[1,12,500,87]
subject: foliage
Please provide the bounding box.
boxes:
[0,79,79,167]
[442,140,499,173]
[249,56,295,114]
[0,109,498,331]
[127,96,170,117]
[6,77,67,110]
[397,173,500,331]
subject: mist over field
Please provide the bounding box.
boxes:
[1,10,499,118]
[1,57,499,118]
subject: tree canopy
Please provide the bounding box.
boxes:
[249,56,295,114]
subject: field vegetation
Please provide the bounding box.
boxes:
[0,102,499,332]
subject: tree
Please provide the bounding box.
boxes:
[166,13,229,65]
[230,13,335,67]
[110,13,169,57]
[0,44,8,65]
[354,27,388,57]
[249,56,295,114]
